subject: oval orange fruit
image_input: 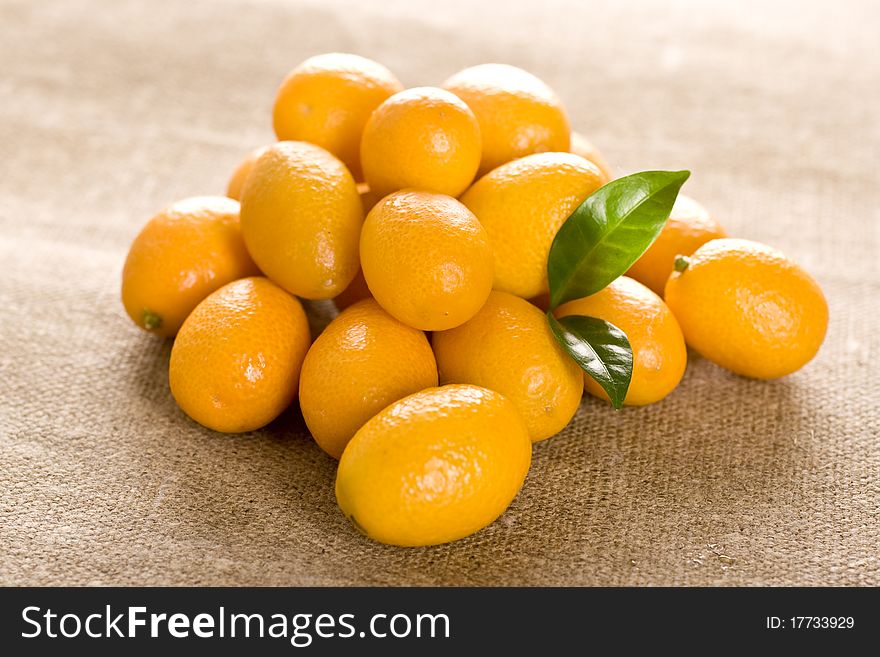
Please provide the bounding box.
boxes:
[443,63,570,175]
[360,190,493,331]
[121,196,260,337]
[433,290,583,441]
[299,298,438,459]
[665,238,828,379]
[239,141,363,299]
[169,277,311,433]
[336,384,532,547]
[360,86,481,199]
[272,53,403,180]
[556,277,687,406]
[460,152,603,299]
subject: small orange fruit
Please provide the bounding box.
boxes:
[570,131,613,183]
[240,141,363,299]
[272,53,403,180]
[443,63,570,175]
[226,145,270,201]
[360,190,493,331]
[665,238,828,379]
[299,299,438,459]
[626,194,726,296]
[432,291,583,441]
[460,152,604,299]
[556,277,687,406]
[121,196,260,338]
[360,87,481,199]
[169,277,311,433]
[336,384,532,547]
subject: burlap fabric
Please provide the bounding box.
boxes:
[1,0,877,586]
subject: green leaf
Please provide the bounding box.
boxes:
[547,170,690,309]
[547,313,632,409]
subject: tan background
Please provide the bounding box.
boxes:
[1,0,878,586]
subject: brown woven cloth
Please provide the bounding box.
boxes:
[1,0,877,586]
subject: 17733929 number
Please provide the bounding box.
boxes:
[766,616,855,630]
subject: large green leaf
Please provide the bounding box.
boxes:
[547,170,690,308]
[547,313,632,409]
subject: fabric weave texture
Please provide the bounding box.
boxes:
[0,0,877,586]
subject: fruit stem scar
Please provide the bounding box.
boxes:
[673,255,690,273]
[142,309,163,330]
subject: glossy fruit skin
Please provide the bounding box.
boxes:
[556,277,687,406]
[360,87,481,199]
[239,141,363,300]
[336,384,532,547]
[272,53,403,180]
[460,152,604,299]
[169,277,311,433]
[300,299,438,459]
[626,194,726,296]
[121,196,260,338]
[432,291,583,441]
[665,238,828,379]
[570,131,613,183]
[360,190,493,331]
[226,145,270,201]
[443,63,571,176]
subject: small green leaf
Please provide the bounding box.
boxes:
[547,170,690,309]
[547,313,632,409]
